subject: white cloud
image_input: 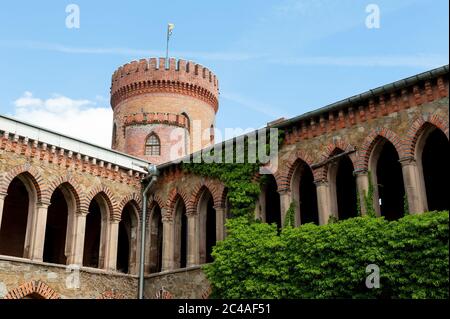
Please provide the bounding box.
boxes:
[11,92,113,147]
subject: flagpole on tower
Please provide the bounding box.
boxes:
[166,23,175,68]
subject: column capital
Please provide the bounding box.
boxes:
[77,209,89,217]
[277,189,291,196]
[353,169,368,176]
[213,205,226,211]
[37,201,51,208]
[109,218,120,224]
[185,210,198,218]
[0,192,7,199]
[399,156,416,165]
[314,179,328,187]
[161,215,173,224]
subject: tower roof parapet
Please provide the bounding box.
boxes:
[111,57,219,112]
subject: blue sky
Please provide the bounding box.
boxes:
[0,0,448,147]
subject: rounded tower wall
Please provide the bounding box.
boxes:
[110,57,219,164]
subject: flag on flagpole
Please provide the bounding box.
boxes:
[166,23,175,65]
[168,23,175,37]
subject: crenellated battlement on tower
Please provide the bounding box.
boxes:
[110,57,219,111]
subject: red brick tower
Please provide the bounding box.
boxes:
[110,57,219,164]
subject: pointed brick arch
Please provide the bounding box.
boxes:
[279,149,315,192]
[4,280,60,299]
[148,194,165,224]
[43,175,82,211]
[191,180,225,209]
[403,113,449,159]
[356,127,404,171]
[118,195,141,226]
[166,188,192,218]
[316,139,356,181]
[82,185,118,220]
[118,193,142,213]
[0,164,45,203]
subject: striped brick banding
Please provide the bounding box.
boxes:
[4,280,60,299]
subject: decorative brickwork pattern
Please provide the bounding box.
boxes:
[0,131,144,188]
[403,113,449,159]
[191,180,226,208]
[82,186,118,220]
[4,280,60,299]
[166,188,193,219]
[355,127,404,171]
[277,150,314,192]
[43,175,83,210]
[315,139,356,182]
[117,192,142,213]
[111,58,219,111]
[124,112,189,129]
[0,164,44,202]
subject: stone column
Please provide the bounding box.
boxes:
[315,180,331,225]
[161,213,174,271]
[69,211,87,265]
[143,222,152,274]
[29,202,49,261]
[0,193,6,231]
[187,211,199,267]
[354,170,369,215]
[214,206,226,242]
[278,190,292,227]
[400,157,426,214]
[105,220,119,271]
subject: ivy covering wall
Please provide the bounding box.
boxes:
[182,133,448,299]
[204,211,449,299]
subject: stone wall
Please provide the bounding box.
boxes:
[144,266,211,299]
[0,255,137,299]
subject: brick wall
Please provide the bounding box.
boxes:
[0,256,137,299]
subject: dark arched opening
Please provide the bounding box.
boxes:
[376,141,405,220]
[149,204,163,273]
[205,194,216,263]
[422,129,449,211]
[83,199,102,268]
[0,177,30,257]
[174,199,187,268]
[43,188,68,264]
[335,154,358,220]
[117,204,135,273]
[298,164,319,225]
[264,175,281,228]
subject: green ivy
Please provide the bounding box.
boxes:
[204,211,449,299]
[364,171,376,218]
[356,190,362,217]
[182,130,284,219]
[403,193,410,215]
[284,202,296,228]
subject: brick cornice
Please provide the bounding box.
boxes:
[0,132,144,188]
[110,57,219,112]
[111,81,219,113]
[282,75,449,145]
[124,112,190,129]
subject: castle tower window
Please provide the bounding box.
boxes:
[145,133,161,156]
